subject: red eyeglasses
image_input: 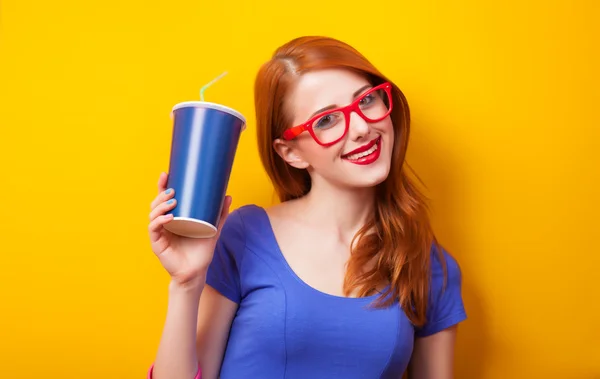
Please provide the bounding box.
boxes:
[282,82,393,146]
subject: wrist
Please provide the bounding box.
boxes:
[169,275,206,297]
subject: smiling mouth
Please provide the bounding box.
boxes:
[341,137,382,165]
[341,137,381,160]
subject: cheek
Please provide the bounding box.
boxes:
[311,146,340,165]
[382,119,395,135]
[381,120,395,143]
[298,141,343,168]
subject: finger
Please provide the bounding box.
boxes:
[157,172,168,193]
[216,195,233,232]
[149,198,177,222]
[150,187,175,210]
[149,214,174,243]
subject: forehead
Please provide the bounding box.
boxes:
[287,69,371,124]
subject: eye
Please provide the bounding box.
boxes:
[359,93,375,107]
[314,113,340,130]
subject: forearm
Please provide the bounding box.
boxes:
[408,327,458,379]
[152,278,205,379]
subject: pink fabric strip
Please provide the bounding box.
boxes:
[147,363,201,379]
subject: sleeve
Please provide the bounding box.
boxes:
[205,209,246,304]
[414,245,467,337]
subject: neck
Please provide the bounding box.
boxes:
[297,177,376,241]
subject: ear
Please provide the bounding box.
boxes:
[272,138,310,169]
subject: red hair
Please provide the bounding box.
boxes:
[254,36,443,326]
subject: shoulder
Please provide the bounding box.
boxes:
[228,203,265,220]
[218,203,272,251]
[206,204,266,303]
[414,243,467,337]
[221,204,265,234]
[429,243,462,288]
[216,204,262,250]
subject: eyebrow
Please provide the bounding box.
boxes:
[307,84,373,119]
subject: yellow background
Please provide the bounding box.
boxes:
[1,0,598,378]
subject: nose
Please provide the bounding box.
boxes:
[347,111,370,142]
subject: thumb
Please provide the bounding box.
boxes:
[215,195,233,233]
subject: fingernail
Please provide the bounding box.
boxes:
[167,199,174,205]
[165,189,172,195]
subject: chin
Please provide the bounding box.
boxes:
[342,148,392,185]
[355,174,389,188]
[347,164,391,188]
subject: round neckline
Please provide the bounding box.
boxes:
[254,205,383,303]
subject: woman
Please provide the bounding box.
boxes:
[147,36,466,379]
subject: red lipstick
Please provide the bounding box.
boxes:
[341,137,382,165]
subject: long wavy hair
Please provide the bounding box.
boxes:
[254,36,444,326]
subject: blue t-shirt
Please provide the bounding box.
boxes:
[206,205,466,379]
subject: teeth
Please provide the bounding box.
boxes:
[345,143,378,160]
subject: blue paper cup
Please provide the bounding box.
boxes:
[163,101,246,238]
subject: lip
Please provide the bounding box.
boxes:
[342,137,381,158]
[342,137,382,165]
